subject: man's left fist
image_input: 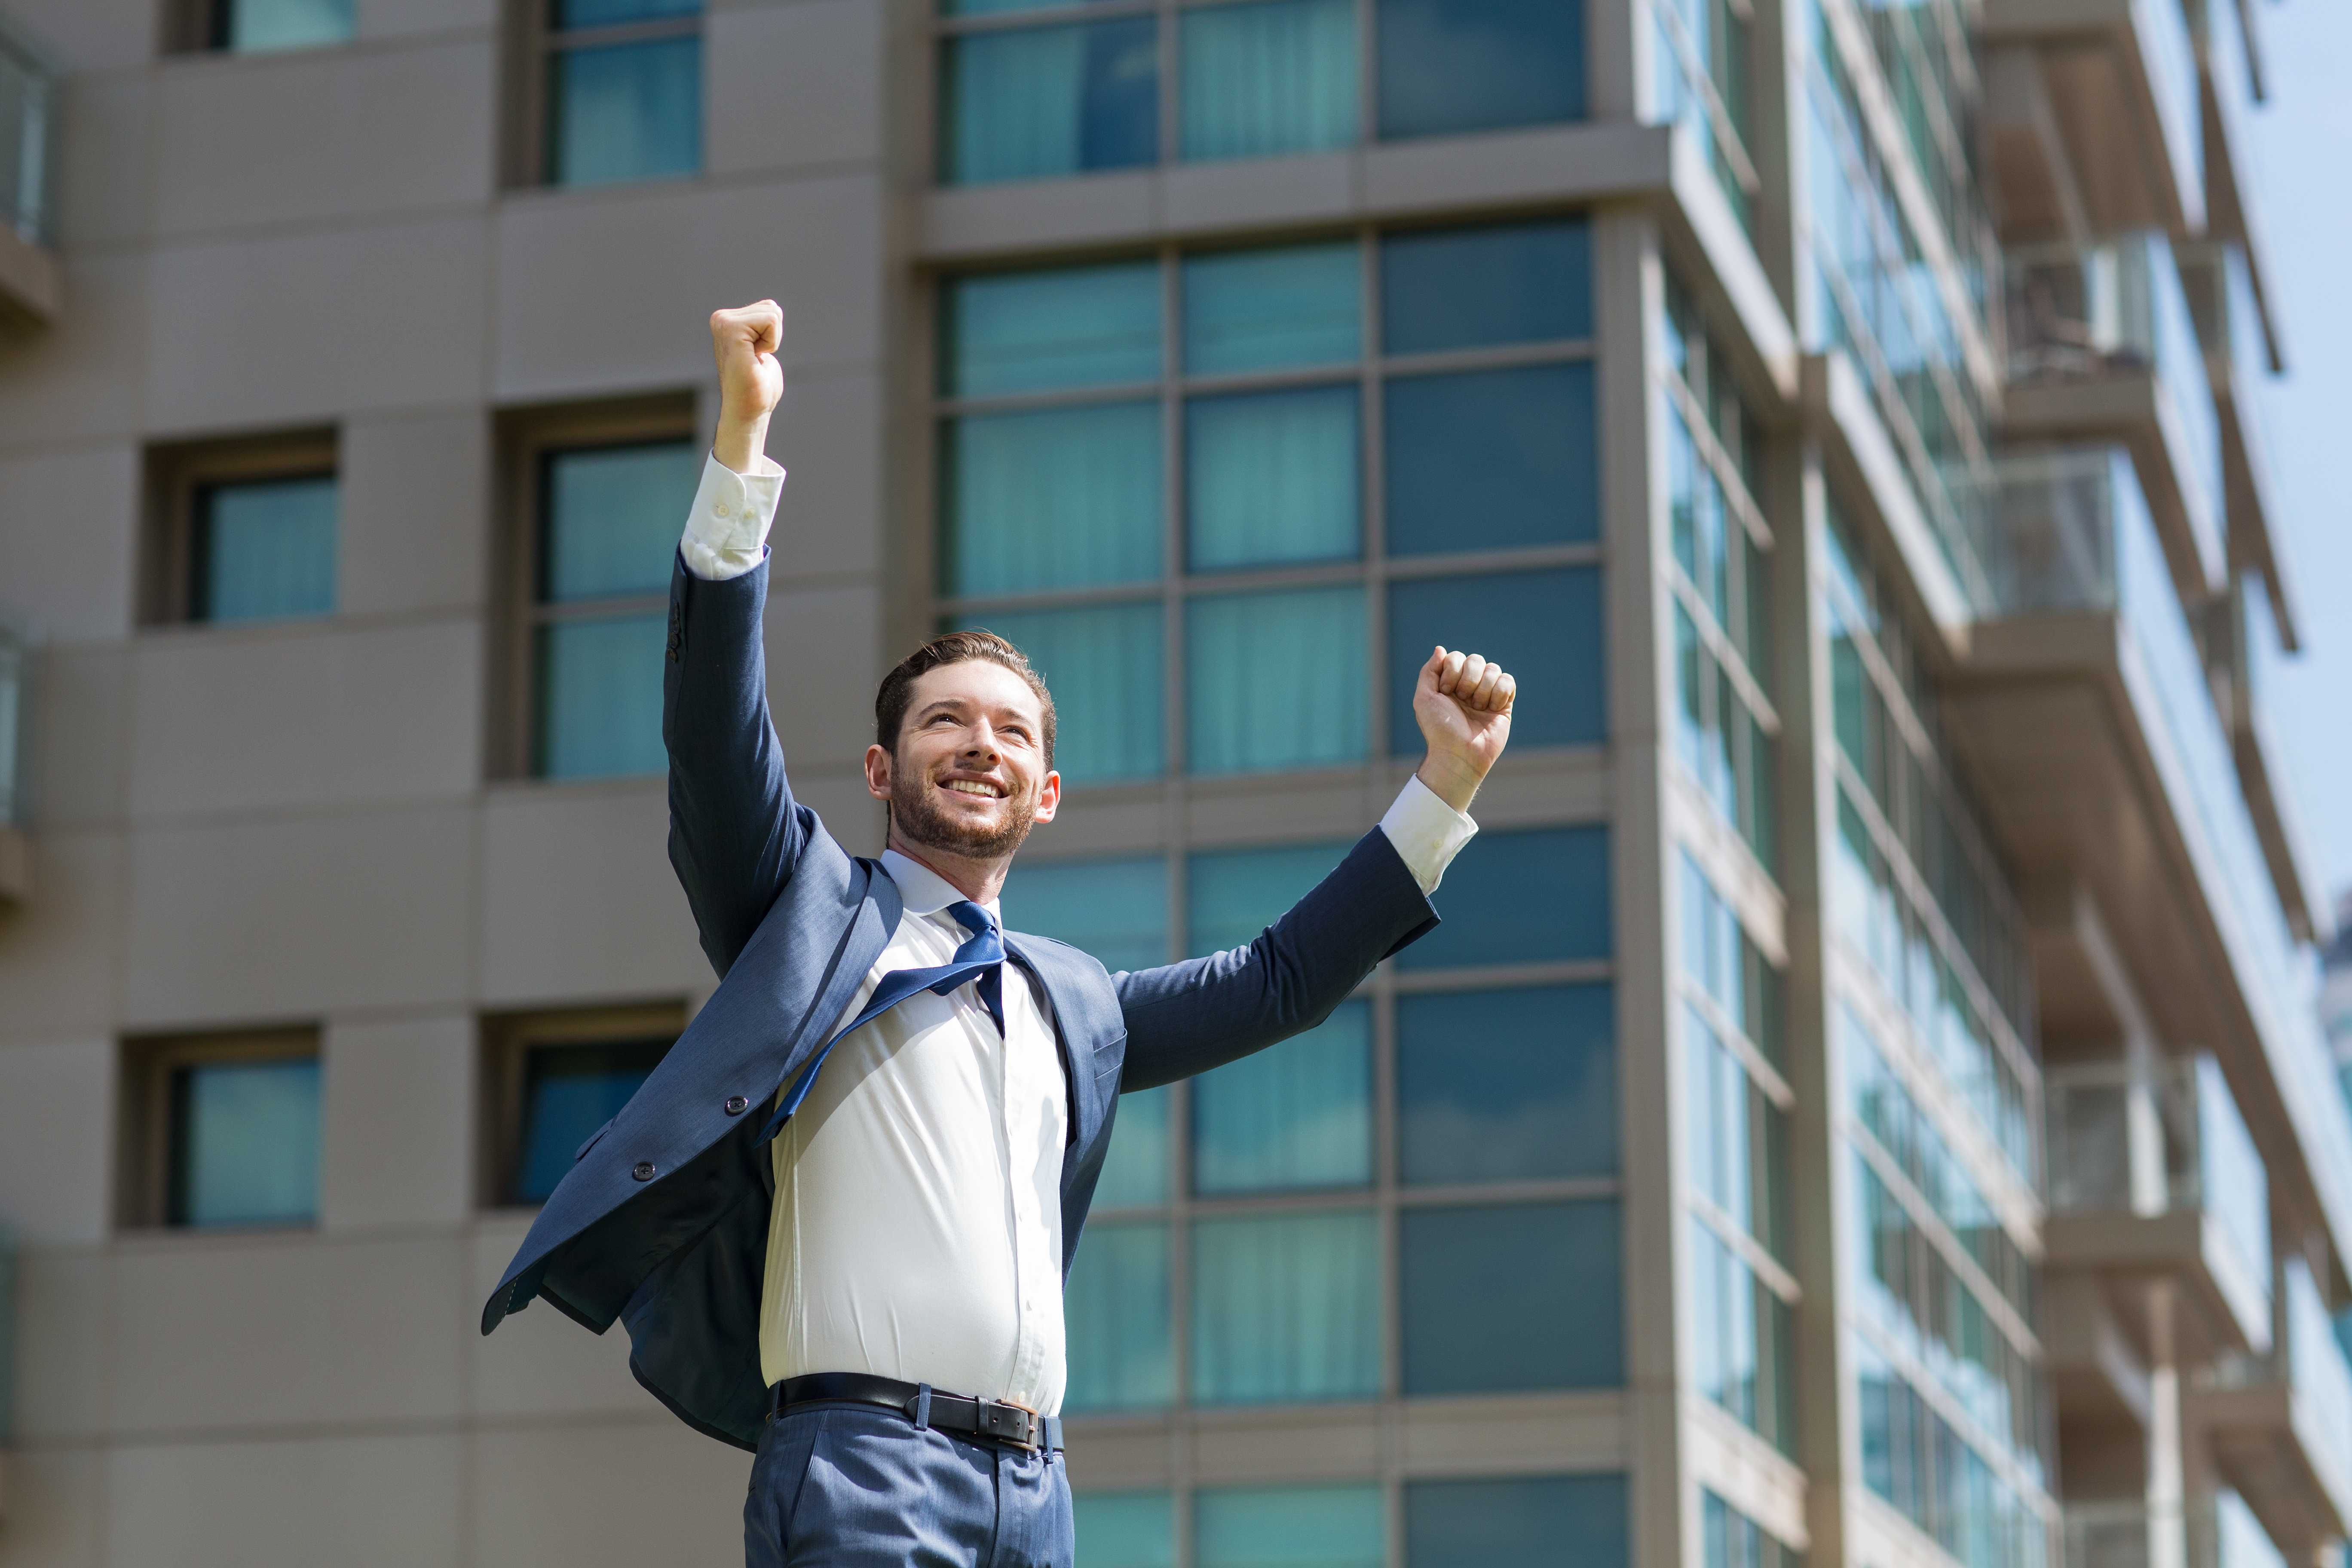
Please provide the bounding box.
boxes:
[1412,645,1516,813]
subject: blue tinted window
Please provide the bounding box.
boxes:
[1075,1492,1175,1568]
[1186,841,1352,957]
[221,0,353,51]
[1066,1220,1174,1412]
[1197,1486,1384,1568]
[1400,1200,1621,1391]
[1097,1084,1172,1206]
[1387,570,1604,751]
[1192,1210,1378,1403]
[1398,985,1615,1183]
[1400,826,1611,969]
[1375,0,1585,138]
[1183,243,1361,374]
[195,475,338,623]
[968,603,1164,784]
[1380,220,1592,353]
[536,614,667,778]
[1384,363,1597,552]
[1406,1475,1629,1568]
[1002,855,1169,972]
[516,1038,668,1203]
[170,1057,320,1228]
[1194,1001,1371,1193]
[942,262,1163,397]
[1179,0,1358,161]
[1187,587,1367,774]
[542,442,701,601]
[943,402,1163,594]
[1187,386,1361,570]
[557,0,698,22]
[550,37,701,186]
[942,20,1159,184]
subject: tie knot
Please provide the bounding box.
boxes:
[949,900,998,940]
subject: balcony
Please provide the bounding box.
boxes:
[2004,236,2225,598]
[1945,448,2352,1299]
[1982,0,2204,238]
[2189,0,2278,321]
[0,13,58,327]
[2208,574,2328,948]
[2046,1054,2274,1359]
[2178,243,2287,612]
[2061,1491,2288,1568]
[0,623,23,902]
[2196,1259,2352,1553]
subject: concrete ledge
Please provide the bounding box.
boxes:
[0,824,28,903]
[0,224,61,327]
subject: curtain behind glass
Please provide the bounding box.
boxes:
[1073,1494,1176,1568]
[224,0,354,51]
[1179,0,1357,161]
[966,602,1164,783]
[1193,1001,1371,1192]
[1186,840,1351,956]
[1191,1210,1378,1403]
[1186,386,1360,570]
[1064,1220,1173,1411]
[1196,1485,1384,1568]
[199,476,339,622]
[1186,587,1366,774]
[174,1059,320,1227]
[551,38,702,186]
[943,260,1162,396]
[1093,1084,1171,1207]
[943,19,1158,184]
[543,442,700,600]
[943,402,1161,594]
[1183,243,1360,374]
[1000,855,1169,971]
[536,614,668,778]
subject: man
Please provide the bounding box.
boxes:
[481,300,1522,1567]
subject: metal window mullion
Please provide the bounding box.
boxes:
[1849,1110,2040,1355]
[1669,571,1780,736]
[1360,230,1390,769]
[1158,0,1180,165]
[1374,336,1597,380]
[1386,957,1613,993]
[1847,1306,2047,1499]
[1161,247,1188,792]
[1379,541,1604,581]
[1661,370,1772,550]
[1178,362,1365,399]
[1680,977,1795,1111]
[936,0,1156,34]
[1650,0,1761,193]
[1393,1175,1623,1207]
[1687,1193,1799,1302]
[936,379,1163,418]
[546,14,700,49]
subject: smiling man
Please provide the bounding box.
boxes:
[483,300,1522,1568]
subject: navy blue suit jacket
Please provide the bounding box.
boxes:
[481,554,1442,1449]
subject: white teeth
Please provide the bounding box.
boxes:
[944,780,1001,798]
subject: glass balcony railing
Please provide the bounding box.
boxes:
[2144,0,2205,212]
[2046,1054,2272,1322]
[0,15,55,248]
[1982,447,2352,1256]
[2064,1492,2286,1568]
[2182,242,2279,519]
[0,623,23,830]
[2214,1258,2352,1493]
[2005,236,2225,571]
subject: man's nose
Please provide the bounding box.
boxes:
[960,727,1000,762]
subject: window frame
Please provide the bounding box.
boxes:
[117,1026,323,1233]
[141,428,340,628]
[505,0,705,190]
[478,999,686,1211]
[493,392,698,781]
[165,0,356,55]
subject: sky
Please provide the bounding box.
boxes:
[2246,1,2352,917]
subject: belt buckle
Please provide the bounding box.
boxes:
[980,1396,1039,1451]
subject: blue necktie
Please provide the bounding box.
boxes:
[757,901,1005,1143]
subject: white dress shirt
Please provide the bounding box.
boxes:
[680,452,1477,1412]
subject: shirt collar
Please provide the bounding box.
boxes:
[879,848,1001,921]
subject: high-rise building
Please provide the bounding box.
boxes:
[0,1,2346,1565]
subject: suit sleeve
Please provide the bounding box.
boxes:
[662,550,810,977]
[1111,829,1439,1092]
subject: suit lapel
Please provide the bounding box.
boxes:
[758,858,901,1134]
[1003,937,1108,1177]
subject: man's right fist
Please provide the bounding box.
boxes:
[710,300,783,473]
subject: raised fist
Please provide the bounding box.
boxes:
[710,300,785,426]
[1412,644,1517,812]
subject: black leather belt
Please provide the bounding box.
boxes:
[772,1372,1064,1455]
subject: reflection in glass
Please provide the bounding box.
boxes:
[542,442,701,601]
[220,0,354,51]
[1183,243,1360,374]
[1398,985,1615,1183]
[1194,1001,1371,1192]
[1375,0,1585,137]
[941,20,1158,184]
[1186,841,1351,957]
[1095,1084,1172,1207]
[1196,1485,1383,1568]
[1401,1200,1621,1391]
[1400,826,1611,968]
[1001,855,1170,973]
[550,37,702,186]
[1383,362,1598,552]
[170,1058,321,1228]
[1387,570,1604,752]
[1074,1492,1176,1568]
[941,261,1162,396]
[1408,1475,1629,1568]
[536,614,668,778]
[516,1038,668,1203]
[1379,219,1592,352]
[1180,0,1357,161]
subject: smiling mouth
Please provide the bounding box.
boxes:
[940,778,1007,799]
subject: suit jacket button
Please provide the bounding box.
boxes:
[724,1096,748,1115]
[631,1161,656,1181]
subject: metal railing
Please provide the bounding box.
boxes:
[0,14,55,247]
[2213,1258,2352,1493]
[2061,1491,2287,1568]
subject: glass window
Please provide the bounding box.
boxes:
[1383,364,1598,553]
[1075,1492,1176,1568]
[1180,0,1358,161]
[1187,841,1351,957]
[549,37,700,186]
[1375,0,1585,138]
[1387,570,1603,751]
[1193,1001,1371,1193]
[1686,1006,1786,1254]
[1399,826,1611,969]
[1185,587,1367,775]
[1401,1200,1620,1392]
[1406,1475,1629,1568]
[1379,220,1592,354]
[942,262,1163,397]
[1689,1218,1795,1450]
[1197,1486,1384,1568]
[169,1057,321,1228]
[540,444,695,601]
[940,19,1159,184]
[969,603,1165,784]
[1702,1490,1803,1568]
[1398,986,1614,1184]
[942,403,1163,594]
[194,475,338,624]
[536,616,668,780]
[1186,386,1361,571]
[1183,243,1360,374]
[1001,855,1170,972]
[217,0,352,51]
[515,1037,668,1204]
[1192,1210,1379,1403]
[1096,1084,1172,1207]
[1066,1220,1175,1412]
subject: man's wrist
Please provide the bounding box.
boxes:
[1415,750,1485,814]
[712,411,772,476]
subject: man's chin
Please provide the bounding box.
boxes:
[892,790,1035,861]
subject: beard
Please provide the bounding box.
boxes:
[888,762,1038,861]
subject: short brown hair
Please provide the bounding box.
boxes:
[874,630,1057,770]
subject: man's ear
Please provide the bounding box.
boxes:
[864,743,894,802]
[1031,770,1062,824]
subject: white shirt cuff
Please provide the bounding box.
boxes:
[679,451,787,581]
[1378,775,1477,896]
